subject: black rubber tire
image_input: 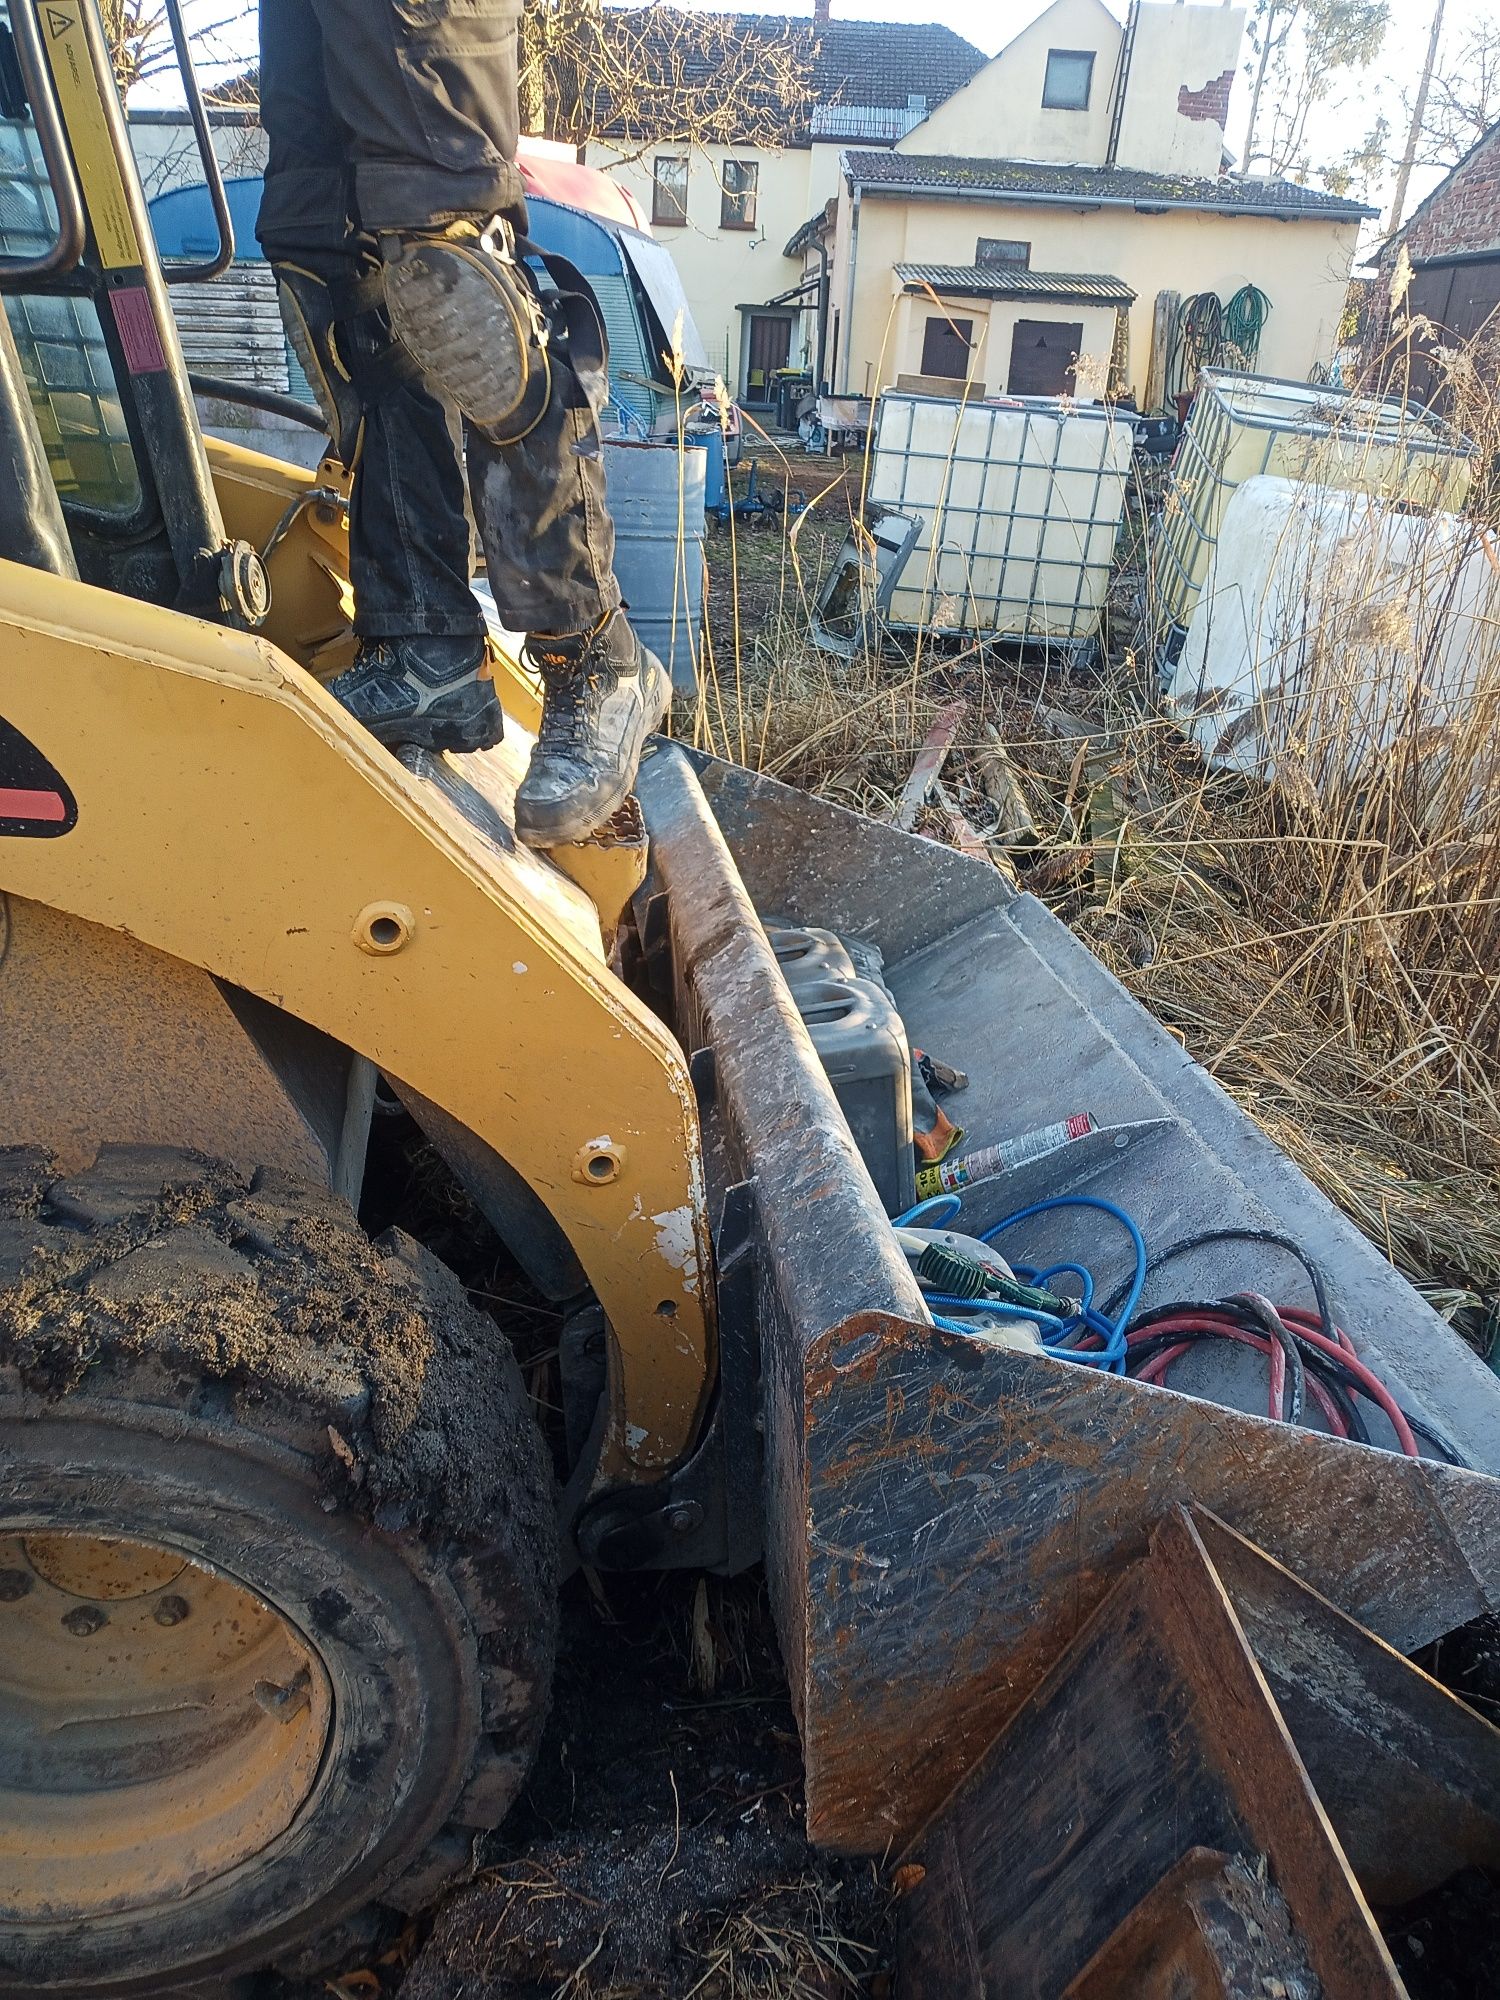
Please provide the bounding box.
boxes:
[0,1144,558,1997]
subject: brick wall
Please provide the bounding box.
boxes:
[1176,69,1234,129]
[1401,125,1500,263]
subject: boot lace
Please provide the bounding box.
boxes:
[525,631,613,756]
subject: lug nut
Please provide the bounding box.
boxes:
[0,1568,33,1601]
[153,1593,190,1627]
[61,1604,107,1637]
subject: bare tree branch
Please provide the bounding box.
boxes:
[1399,10,1500,170]
[100,0,256,98]
[519,2,820,157]
[1242,0,1390,185]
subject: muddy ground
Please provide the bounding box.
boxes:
[398,1576,892,2000]
[268,1570,893,2000]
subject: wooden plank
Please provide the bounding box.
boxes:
[894,699,966,830]
[1146,288,1179,415]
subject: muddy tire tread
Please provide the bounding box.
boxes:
[0,1142,557,1985]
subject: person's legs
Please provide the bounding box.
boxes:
[297,0,668,840]
[256,0,500,753]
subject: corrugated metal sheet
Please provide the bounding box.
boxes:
[895,264,1136,305]
[171,262,289,392]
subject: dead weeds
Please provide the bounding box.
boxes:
[396,1576,893,2000]
[681,420,1500,1341]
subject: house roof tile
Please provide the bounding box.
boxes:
[895,262,1137,304]
[847,153,1374,221]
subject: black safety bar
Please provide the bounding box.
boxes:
[189,372,326,432]
[0,0,86,292]
[159,0,234,284]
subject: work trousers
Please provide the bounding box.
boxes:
[255,0,620,641]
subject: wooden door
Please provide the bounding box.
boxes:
[745,314,792,404]
[1007,318,1083,397]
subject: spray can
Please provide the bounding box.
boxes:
[916,1114,1096,1200]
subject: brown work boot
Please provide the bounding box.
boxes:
[516,613,670,848]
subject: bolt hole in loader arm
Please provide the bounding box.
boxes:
[0,1,1499,1993]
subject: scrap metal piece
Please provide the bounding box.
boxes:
[809,509,921,658]
[1194,1510,1500,1906]
[897,1509,1412,2000]
[1063,1850,1319,2000]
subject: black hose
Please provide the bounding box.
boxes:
[1100,1226,1337,1341]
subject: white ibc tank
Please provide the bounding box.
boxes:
[1170,474,1500,783]
[866,393,1133,643]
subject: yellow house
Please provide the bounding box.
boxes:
[584,7,988,405]
[818,0,1371,407]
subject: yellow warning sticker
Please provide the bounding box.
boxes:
[38,0,142,270]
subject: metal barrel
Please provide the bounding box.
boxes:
[603,438,705,693]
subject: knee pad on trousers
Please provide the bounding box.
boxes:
[273,265,366,467]
[380,217,554,446]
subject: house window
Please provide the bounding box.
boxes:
[652,157,688,227]
[720,159,759,230]
[1042,48,1095,110]
[977,238,1031,269]
[921,314,974,381]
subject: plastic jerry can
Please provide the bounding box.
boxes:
[767,923,887,992]
[791,975,916,1217]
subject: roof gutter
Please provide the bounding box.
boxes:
[847,178,1373,225]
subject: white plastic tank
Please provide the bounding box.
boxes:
[1156,370,1474,635]
[865,393,1133,643]
[1170,473,1500,784]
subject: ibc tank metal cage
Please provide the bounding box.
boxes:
[865,392,1134,650]
[1154,369,1476,652]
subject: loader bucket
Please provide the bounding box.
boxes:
[635,744,1500,1858]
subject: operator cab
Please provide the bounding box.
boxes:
[0,0,256,618]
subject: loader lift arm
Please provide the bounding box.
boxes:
[0,0,718,1485]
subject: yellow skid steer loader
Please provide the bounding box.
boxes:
[2,5,1500,1995]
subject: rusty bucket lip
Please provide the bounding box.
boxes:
[0,1523,334,1928]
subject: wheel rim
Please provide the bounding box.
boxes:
[0,1529,333,1924]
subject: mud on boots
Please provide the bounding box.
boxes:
[517,614,669,847]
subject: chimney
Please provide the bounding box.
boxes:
[814,0,830,25]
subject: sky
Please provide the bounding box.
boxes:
[173,0,1492,227]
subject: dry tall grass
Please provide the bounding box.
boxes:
[678,330,1500,1347]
